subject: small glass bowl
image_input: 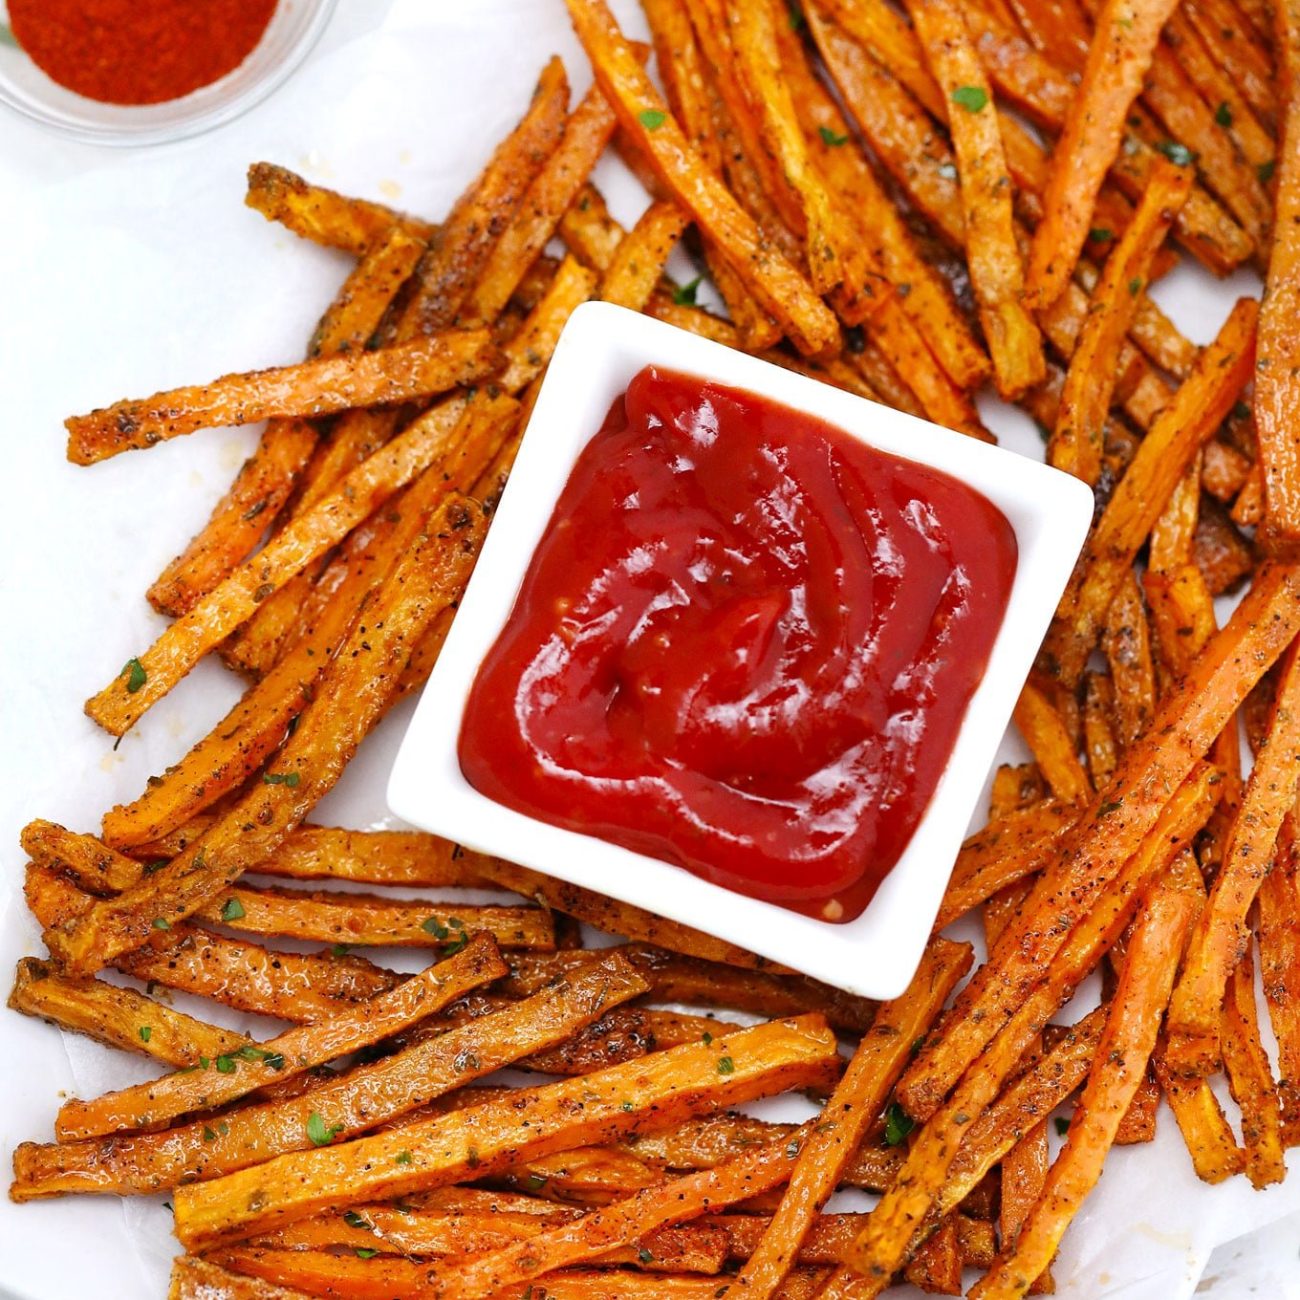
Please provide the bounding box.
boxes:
[0,0,338,146]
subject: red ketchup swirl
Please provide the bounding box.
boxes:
[459,366,1017,921]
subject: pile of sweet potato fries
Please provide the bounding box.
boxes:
[11,0,1300,1294]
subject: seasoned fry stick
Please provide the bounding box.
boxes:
[841,786,1210,1291]
[53,498,486,972]
[170,1015,842,1249]
[481,858,788,971]
[1258,817,1300,1142]
[12,955,650,1201]
[8,958,248,1068]
[1012,681,1092,803]
[244,162,433,255]
[65,331,498,466]
[969,872,1198,1298]
[1165,641,1300,1076]
[83,393,495,735]
[463,82,618,324]
[100,395,513,847]
[905,0,1043,399]
[1254,0,1300,550]
[599,201,690,310]
[1221,945,1287,1186]
[563,0,839,355]
[1024,0,1192,307]
[25,861,404,1021]
[148,227,428,616]
[54,935,505,1142]
[1044,298,1259,685]
[428,1127,814,1299]
[1050,159,1190,483]
[192,885,554,951]
[728,938,971,1299]
[21,819,141,892]
[1102,572,1156,748]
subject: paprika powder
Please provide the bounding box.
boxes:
[8,0,279,106]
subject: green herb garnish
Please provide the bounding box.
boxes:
[951,85,988,113]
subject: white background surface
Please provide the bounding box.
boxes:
[0,1,1297,1296]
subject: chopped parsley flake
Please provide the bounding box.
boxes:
[638,109,667,130]
[306,1111,343,1146]
[951,85,988,113]
[122,658,147,693]
[220,896,246,923]
[818,125,849,147]
[884,1102,915,1146]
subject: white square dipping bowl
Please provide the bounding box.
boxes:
[389,301,1093,998]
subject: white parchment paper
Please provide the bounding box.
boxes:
[0,1,1296,1295]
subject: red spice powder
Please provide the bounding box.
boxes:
[8,0,279,106]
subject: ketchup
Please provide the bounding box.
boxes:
[459,367,1017,922]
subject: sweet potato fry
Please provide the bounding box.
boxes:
[21,819,141,892]
[463,83,619,324]
[501,943,876,1033]
[1254,0,1300,550]
[192,886,554,952]
[1082,673,1119,788]
[1011,682,1091,803]
[1024,0,1192,307]
[148,227,428,616]
[1154,1048,1245,1182]
[1221,944,1287,1186]
[1257,816,1300,1143]
[564,0,839,355]
[12,954,649,1201]
[1050,159,1189,483]
[1182,0,1275,128]
[728,938,971,1299]
[65,330,498,466]
[772,11,989,390]
[903,562,1300,1120]
[1043,298,1259,685]
[499,254,599,392]
[1102,572,1156,747]
[244,162,433,255]
[54,935,505,1142]
[934,800,1080,930]
[54,499,485,972]
[171,1015,842,1249]
[1166,640,1300,1076]
[903,1215,963,1295]
[969,872,1198,1299]
[404,56,571,333]
[83,393,494,735]
[427,1127,813,1299]
[8,957,248,1068]
[171,1255,310,1300]
[25,861,404,1020]
[905,0,1043,399]
[840,770,1214,1289]
[599,202,690,311]
[725,0,874,312]
[481,858,786,970]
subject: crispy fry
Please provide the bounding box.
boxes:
[12,954,649,1201]
[54,499,486,971]
[1182,0,1275,128]
[1102,572,1156,747]
[1221,945,1287,1186]
[935,800,1080,930]
[171,1015,842,1249]
[499,254,599,391]
[1257,814,1300,1142]
[1024,0,1193,307]
[8,957,248,1068]
[463,83,619,324]
[969,870,1198,1298]
[54,935,505,1142]
[728,939,971,1299]
[192,885,554,952]
[564,0,839,355]
[481,858,787,970]
[501,943,876,1034]
[1043,298,1259,685]
[1254,0,1300,550]
[1011,681,1091,803]
[906,0,1043,398]
[1050,159,1189,483]
[244,163,433,255]
[84,395,494,735]
[65,331,498,466]
[1082,673,1119,788]
[599,201,690,310]
[1166,641,1300,1076]
[903,1215,963,1295]
[148,227,428,616]
[171,1254,310,1300]
[841,768,1216,1288]
[902,564,1300,1121]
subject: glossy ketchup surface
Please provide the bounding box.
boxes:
[459,366,1018,922]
